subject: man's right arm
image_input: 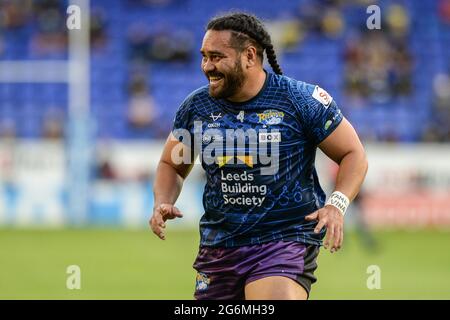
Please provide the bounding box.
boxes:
[150,133,196,239]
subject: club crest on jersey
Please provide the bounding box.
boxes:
[195,272,210,291]
[312,85,333,108]
[257,110,284,125]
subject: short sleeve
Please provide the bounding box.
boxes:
[290,81,343,145]
[172,95,194,146]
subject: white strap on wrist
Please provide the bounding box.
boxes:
[325,191,350,216]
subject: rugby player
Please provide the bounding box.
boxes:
[150,12,368,300]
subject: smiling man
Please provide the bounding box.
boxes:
[150,12,368,300]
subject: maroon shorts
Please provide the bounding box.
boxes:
[193,241,320,300]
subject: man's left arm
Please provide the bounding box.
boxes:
[305,117,368,253]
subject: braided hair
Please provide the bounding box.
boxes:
[206,12,283,75]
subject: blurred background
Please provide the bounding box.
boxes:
[0,0,449,299]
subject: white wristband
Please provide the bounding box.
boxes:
[325,191,350,216]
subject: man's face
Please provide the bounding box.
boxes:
[200,30,246,99]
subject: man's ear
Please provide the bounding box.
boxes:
[244,45,258,68]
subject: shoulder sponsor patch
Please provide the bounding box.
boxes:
[312,85,333,108]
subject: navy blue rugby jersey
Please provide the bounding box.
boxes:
[172,71,343,247]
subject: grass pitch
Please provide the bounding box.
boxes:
[0,228,449,299]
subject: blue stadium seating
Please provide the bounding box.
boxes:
[0,0,447,141]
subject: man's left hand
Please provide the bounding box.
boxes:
[305,205,344,253]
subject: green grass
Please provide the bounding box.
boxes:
[0,228,449,299]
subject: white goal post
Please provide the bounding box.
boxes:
[0,0,91,224]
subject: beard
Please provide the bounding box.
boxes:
[206,60,245,99]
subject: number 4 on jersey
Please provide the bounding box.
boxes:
[237,110,245,123]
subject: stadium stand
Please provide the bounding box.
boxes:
[0,0,448,142]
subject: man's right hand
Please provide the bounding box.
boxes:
[149,203,183,240]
